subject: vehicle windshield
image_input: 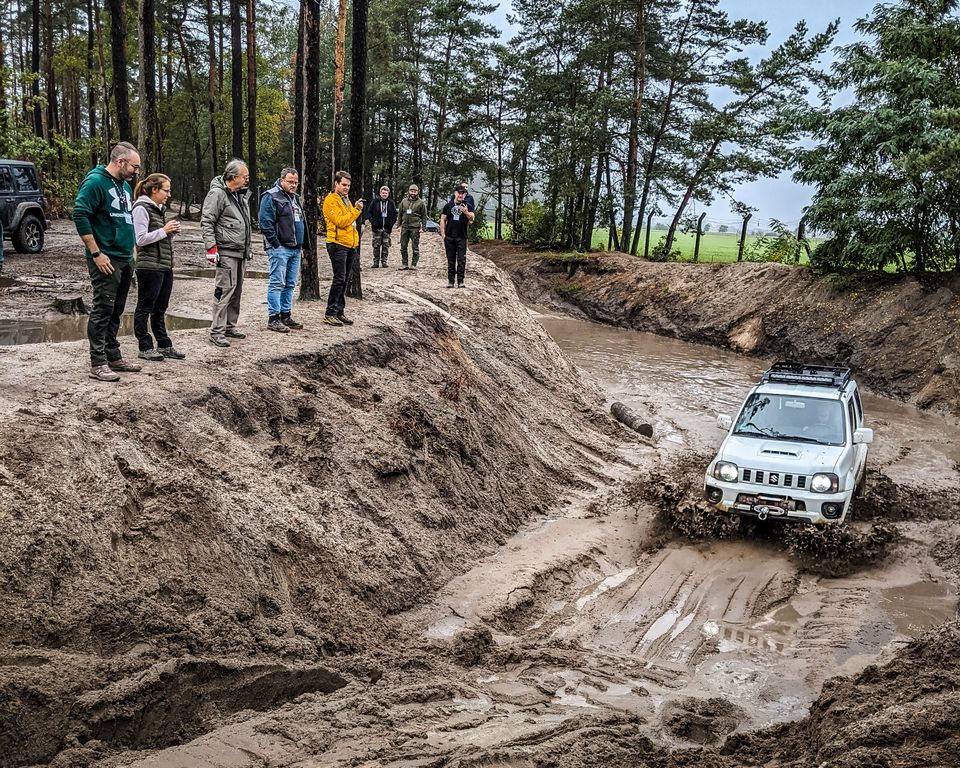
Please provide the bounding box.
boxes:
[733,394,845,445]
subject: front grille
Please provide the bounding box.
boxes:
[741,468,806,489]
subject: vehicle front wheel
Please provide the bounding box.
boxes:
[12,214,44,253]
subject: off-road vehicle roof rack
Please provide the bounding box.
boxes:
[760,361,851,390]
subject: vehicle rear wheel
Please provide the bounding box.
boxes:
[12,213,44,253]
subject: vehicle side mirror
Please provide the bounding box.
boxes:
[853,427,874,445]
[717,414,733,430]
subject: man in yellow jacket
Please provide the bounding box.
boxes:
[321,170,364,326]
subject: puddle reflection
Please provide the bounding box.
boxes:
[0,313,210,346]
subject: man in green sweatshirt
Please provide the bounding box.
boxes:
[73,141,142,382]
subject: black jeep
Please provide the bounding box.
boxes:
[0,160,49,253]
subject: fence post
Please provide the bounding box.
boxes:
[693,212,706,263]
[644,210,655,259]
[737,213,752,262]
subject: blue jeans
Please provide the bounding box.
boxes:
[266,246,302,317]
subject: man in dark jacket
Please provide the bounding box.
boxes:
[201,159,251,347]
[73,141,143,381]
[259,168,305,332]
[366,185,398,268]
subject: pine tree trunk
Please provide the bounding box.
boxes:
[300,0,323,300]
[205,0,218,176]
[246,0,257,215]
[30,0,42,137]
[0,15,7,128]
[621,0,646,253]
[94,0,111,151]
[346,0,367,301]
[293,0,304,174]
[229,0,243,159]
[176,20,207,212]
[108,0,131,141]
[137,0,159,174]
[43,0,57,139]
[86,0,97,166]
[332,0,347,175]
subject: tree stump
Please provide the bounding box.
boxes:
[52,295,88,315]
[611,401,653,437]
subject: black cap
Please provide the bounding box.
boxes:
[454,185,468,194]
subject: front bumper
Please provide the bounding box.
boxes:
[703,476,852,525]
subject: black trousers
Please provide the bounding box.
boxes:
[326,243,351,316]
[444,236,467,284]
[134,268,174,350]
[87,257,134,366]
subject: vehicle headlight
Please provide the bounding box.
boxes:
[713,461,739,483]
[810,473,839,493]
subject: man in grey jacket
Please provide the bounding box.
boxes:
[201,159,251,347]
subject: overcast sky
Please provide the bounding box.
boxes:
[486,0,879,228]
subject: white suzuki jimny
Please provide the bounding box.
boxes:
[704,362,873,525]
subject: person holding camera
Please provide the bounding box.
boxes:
[131,173,186,361]
[321,170,363,326]
[439,185,475,288]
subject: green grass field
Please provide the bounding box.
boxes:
[479,225,819,265]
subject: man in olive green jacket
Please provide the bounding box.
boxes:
[398,183,428,269]
[201,159,251,347]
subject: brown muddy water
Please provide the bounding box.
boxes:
[0,313,210,345]
[535,313,960,475]
[410,311,960,736]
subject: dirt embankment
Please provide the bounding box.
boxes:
[0,241,627,767]
[1,229,959,768]
[476,242,960,416]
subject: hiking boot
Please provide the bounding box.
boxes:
[225,329,246,338]
[89,364,120,382]
[210,335,231,347]
[137,349,165,362]
[160,347,186,360]
[457,282,465,288]
[446,282,455,288]
[371,263,381,269]
[280,314,303,330]
[268,317,290,333]
[323,315,344,327]
[108,359,142,372]
[337,314,354,326]
[399,265,409,270]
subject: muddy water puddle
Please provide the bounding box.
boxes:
[174,267,270,279]
[0,313,210,345]
[535,312,960,476]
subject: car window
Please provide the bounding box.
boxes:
[853,388,863,424]
[10,166,38,192]
[847,401,856,439]
[734,394,845,445]
[0,168,13,193]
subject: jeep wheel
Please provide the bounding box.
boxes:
[12,214,44,253]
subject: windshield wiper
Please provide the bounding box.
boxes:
[736,421,777,437]
[735,428,775,438]
[776,434,821,444]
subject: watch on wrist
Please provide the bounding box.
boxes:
[91,251,102,258]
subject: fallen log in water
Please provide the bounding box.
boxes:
[610,401,653,437]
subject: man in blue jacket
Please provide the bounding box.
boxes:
[259,167,305,332]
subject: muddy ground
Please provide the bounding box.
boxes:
[0,225,958,767]
[474,241,960,416]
